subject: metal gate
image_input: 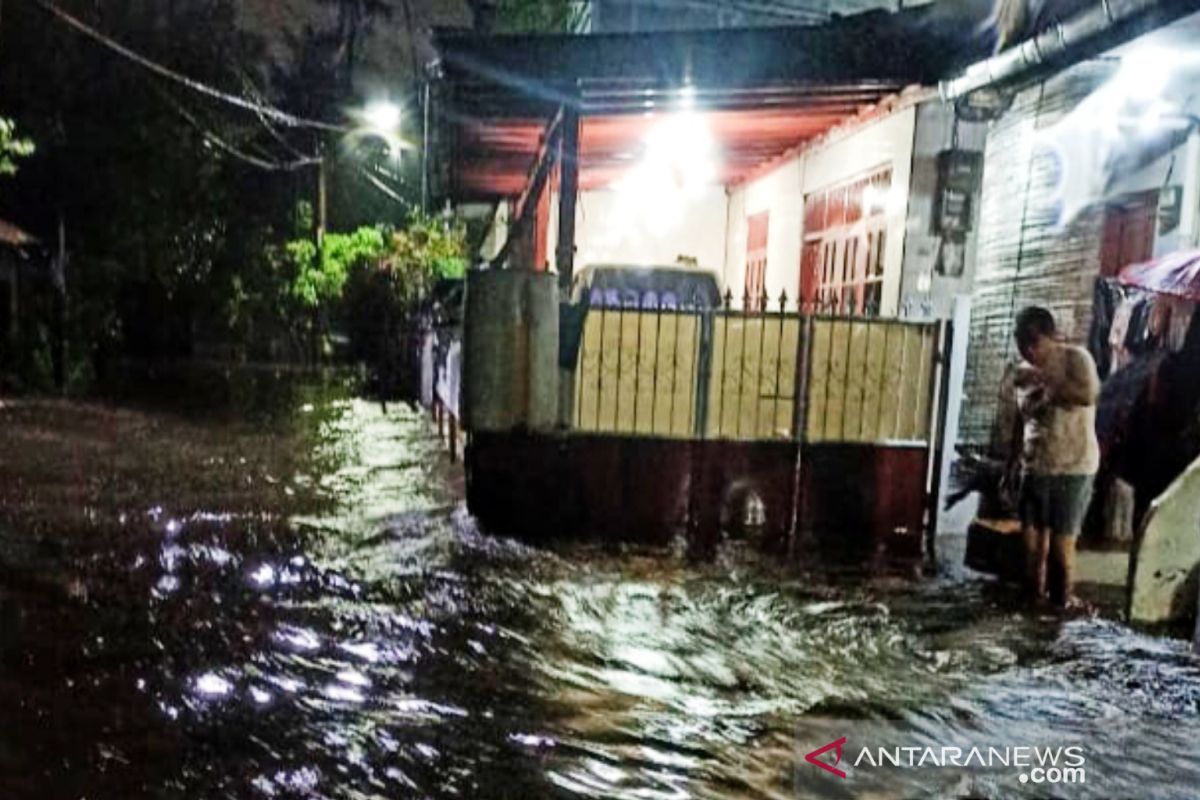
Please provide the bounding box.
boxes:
[572,295,947,449]
[567,294,952,560]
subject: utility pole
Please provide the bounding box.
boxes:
[315,141,327,250]
[52,215,67,394]
[421,81,431,213]
[556,106,580,292]
[311,139,327,367]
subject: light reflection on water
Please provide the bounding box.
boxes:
[1,386,1199,799]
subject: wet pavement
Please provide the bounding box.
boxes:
[2,371,1200,799]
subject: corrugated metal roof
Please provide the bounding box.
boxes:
[432,2,1000,199]
[453,104,889,196]
[434,3,996,96]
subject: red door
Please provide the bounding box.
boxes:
[745,211,769,310]
[1100,191,1157,277]
[800,240,821,310]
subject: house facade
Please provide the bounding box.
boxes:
[491,94,987,322]
[432,0,1200,549]
[954,9,1200,450]
[723,97,987,318]
[432,8,999,554]
[448,3,1000,305]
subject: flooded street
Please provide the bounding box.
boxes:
[3,373,1200,799]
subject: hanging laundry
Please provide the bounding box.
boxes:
[1089,278,1122,379]
[1125,295,1158,356]
[1108,295,1137,373]
[1166,297,1195,352]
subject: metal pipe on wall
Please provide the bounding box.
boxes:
[939,0,1185,101]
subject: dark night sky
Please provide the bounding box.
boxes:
[234,0,474,96]
[232,0,938,97]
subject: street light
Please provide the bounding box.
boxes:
[363,101,401,138]
[315,100,406,251]
[340,99,415,216]
[352,100,404,157]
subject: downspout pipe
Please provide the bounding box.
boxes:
[1180,128,1200,249]
[940,0,1197,101]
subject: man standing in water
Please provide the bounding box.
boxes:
[1013,307,1101,607]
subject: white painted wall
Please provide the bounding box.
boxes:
[566,186,730,275]
[899,102,989,319]
[520,103,928,312]
[727,159,805,305]
[1104,127,1199,261]
[897,104,989,535]
[477,201,510,263]
[492,184,727,277]
[725,105,919,313]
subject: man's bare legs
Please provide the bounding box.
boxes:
[1024,525,1050,600]
[1050,534,1077,608]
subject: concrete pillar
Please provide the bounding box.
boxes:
[463,269,559,434]
[937,294,977,536]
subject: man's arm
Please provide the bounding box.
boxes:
[1052,347,1100,407]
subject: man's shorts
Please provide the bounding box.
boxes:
[1020,474,1095,537]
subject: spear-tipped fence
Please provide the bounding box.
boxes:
[571,289,943,444]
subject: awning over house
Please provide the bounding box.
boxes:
[1120,249,1200,301]
[432,2,999,200]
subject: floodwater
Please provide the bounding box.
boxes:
[2,369,1200,799]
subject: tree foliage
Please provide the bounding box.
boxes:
[0,0,426,385]
[0,0,275,373]
[331,212,466,389]
[286,226,386,309]
[491,0,588,33]
[280,212,465,313]
[380,212,467,305]
[0,117,34,177]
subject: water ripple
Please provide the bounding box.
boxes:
[2,384,1199,799]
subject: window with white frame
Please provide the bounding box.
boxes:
[800,167,892,315]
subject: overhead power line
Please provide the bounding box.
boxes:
[238,70,313,160]
[31,0,348,132]
[156,86,322,172]
[165,84,411,206]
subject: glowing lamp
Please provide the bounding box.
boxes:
[363,101,401,136]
